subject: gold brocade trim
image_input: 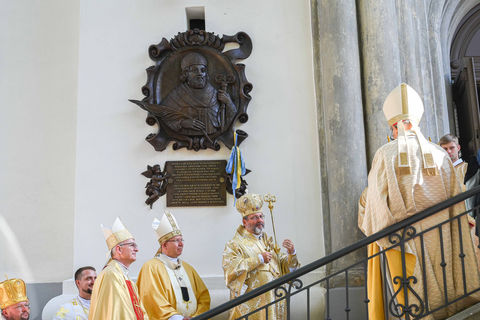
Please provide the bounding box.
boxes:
[115,229,134,243]
[424,153,434,167]
[158,230,182,244]
[399,153,408,166]
[398,166,412,175]
[423,167,439,176]
[401,83,408,115]
[240,209,263,218]
[236,194,264,217]
[106,234,118,251]
[166,212,178,230]
[397,123,411,175]
[388,114,410,126]
[413,127,439,176]
[106,229,133,250]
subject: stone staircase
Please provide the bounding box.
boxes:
[447,302,480,320]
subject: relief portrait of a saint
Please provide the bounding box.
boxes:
[131,30,252,151]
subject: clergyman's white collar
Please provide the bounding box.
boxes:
[453,158,463,166]
[114,260,129,276]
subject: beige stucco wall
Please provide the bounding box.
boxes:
[0,0,79,282]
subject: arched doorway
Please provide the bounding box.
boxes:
[451,4,480,159]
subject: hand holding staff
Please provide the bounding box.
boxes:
[263,193,280,254]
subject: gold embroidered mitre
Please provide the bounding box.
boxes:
[101,217,134,251]
[236,193,263,218]
[152,211,182,244]
[0,278,28,310]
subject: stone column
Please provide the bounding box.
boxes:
[311,0,368,284]
[396,0,441,140]
[357,0,402,164]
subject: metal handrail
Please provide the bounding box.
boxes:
[192,185,480,320]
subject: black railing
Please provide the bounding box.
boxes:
[192,185,480,320]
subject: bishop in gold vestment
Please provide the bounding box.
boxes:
[359,84,480,320]
[89,217,148,320]
[89,260,148,320]
[137,212,210,319]
[223,194,299,320]
[138,258,210,319]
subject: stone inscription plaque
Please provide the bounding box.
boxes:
[165,160,227,207]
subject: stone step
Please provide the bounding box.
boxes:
[446,302,480,320]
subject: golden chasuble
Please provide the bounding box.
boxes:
[454,161,468,191]
[88,260,148,320]
[359,133,480,319]
[222,226,299,320]
[162,260,197,316]
[137,257,210,320]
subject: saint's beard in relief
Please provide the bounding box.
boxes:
[157,52,237,136]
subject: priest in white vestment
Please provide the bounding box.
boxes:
[53,267,96,320]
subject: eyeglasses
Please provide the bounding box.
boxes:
[247,214,265,221]
[13,303,30,310]
[118,242,138,249]
[166,238,185,244]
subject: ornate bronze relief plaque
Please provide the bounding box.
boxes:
[165,160,227,207]
[130,29,253,151]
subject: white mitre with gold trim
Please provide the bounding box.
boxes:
[382,83,438,176]
[152,212,182,245]
[101,217,134,251]
[383,83,424,127]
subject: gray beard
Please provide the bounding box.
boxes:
[187,77,206,89]
[253,226,264,235]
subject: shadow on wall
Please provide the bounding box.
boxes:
[0,215,33,279]
[0,215,62,320]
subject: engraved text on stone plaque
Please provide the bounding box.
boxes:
[166,160,227,207]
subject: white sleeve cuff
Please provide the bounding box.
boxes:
[168,315,184,320]
[258,253,264,263]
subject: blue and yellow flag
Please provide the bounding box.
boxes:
[226,131,246,205]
